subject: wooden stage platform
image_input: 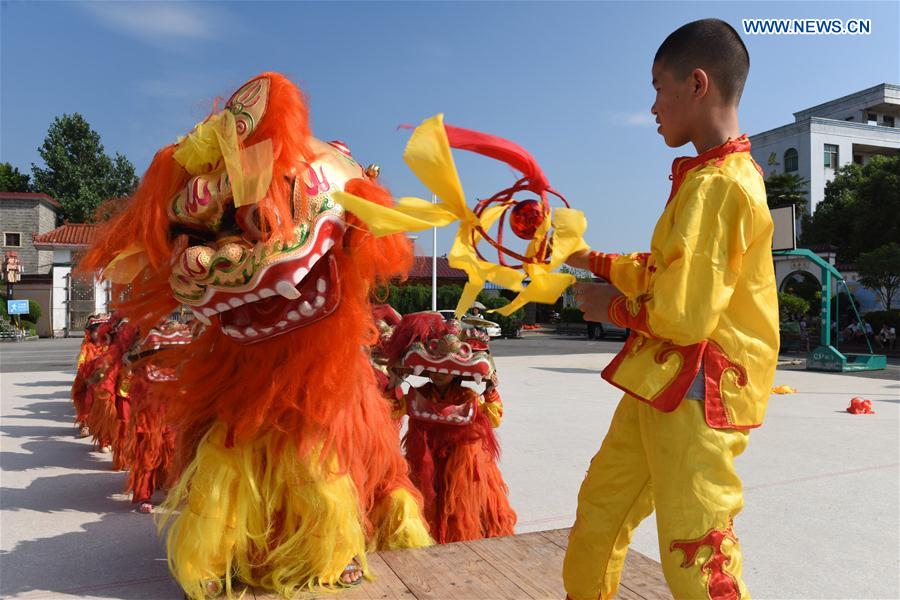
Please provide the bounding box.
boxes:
[255,528,672,600]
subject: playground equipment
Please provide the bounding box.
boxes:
[774,249,886,372]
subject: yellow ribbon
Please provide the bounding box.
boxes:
[333,113,589,317]
[172,110,273,208]
[103,242,149,284]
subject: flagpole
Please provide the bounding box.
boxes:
[431,193,438,311]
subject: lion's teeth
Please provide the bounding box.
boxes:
[275,281,301,300]
[299,301,315,317]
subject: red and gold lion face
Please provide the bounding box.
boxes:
[395,313,495,384]
[165,76,371,343]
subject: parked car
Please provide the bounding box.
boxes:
[437,309,502,338]
[586,320,629,340]
[579,280,630,340]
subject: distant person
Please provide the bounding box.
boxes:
[843,321,859,342]
[879,323,896,350]
[563,19,777,600]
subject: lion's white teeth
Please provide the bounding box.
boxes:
[299,301,315,317]
[275,281,301,300]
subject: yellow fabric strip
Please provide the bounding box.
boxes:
[334,113,590,317]
[104,242,148,284]
[173,111,273,208]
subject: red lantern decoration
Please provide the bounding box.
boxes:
[509,199,546,240]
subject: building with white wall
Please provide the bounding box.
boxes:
[751,84,900,311]
[32,223,109,337]
[751,83,899,216]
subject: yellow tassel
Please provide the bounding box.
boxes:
[368,488,434,551]
[158,423,367,599]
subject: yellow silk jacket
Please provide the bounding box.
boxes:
[589,137,778,429]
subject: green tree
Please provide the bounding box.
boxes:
[0,163,32,192]
[31,113,139,222]
[857,242,900,310]
[777,292,810,321]
[801,155,900,261]
[765,172,808,211]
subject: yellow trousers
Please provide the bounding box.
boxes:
[563,395,750,600]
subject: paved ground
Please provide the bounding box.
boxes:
[1,337,898,599]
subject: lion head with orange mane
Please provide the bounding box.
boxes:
[80,72,431,599]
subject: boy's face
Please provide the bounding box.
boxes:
[429,372,455,387]
[650,61,696,148]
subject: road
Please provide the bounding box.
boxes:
[4,333,897,379]
[1,336,898,599]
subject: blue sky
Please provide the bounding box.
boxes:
[2,1,897,254]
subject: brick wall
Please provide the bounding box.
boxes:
[0,199,56,275]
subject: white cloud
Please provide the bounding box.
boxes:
[78,1,226,44]
[620,111,657,127]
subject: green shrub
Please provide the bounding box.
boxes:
[20,300,42,324]
[0,295,41,324]
[482,296,524,335]
[777,292,810,320]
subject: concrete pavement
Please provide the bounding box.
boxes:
[1,339,898,599]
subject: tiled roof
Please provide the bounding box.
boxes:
[408,256,467,279]
[0,192,62,209]
[32,223,97,249]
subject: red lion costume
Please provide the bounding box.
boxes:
[82,315,138,461]
[384,312,516,543]
[80,72,431,598]
[72,313,112,438]
[121,320,192,513]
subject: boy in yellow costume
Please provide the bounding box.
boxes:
[563,19,778,600]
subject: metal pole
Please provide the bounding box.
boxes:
[431,193,438,311]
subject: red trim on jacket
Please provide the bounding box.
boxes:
[667,135,752,206]
[588,252,619,280]
[600,333,705,413]
[702,340,756,429]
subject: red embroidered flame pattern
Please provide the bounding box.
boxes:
[670,521,741,600]
[703,341,748,427]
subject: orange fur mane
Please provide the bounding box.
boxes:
[78,73,415,516]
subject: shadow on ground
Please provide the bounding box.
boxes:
[0,505,178,599]
[531,367,603,374]
[14,380,74,388]
[3,397,77,425]
[0,439,112,472]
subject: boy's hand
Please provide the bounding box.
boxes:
[565,249,592,271]
[574,282,622,323]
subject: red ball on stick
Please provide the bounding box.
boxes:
[508,199,546,240]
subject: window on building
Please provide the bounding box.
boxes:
[3,232,21,247]
[867,112,878,125]
[883,115,896,128]
[784,148,799,172]
[824,144,839,168]
[854,154,863,165]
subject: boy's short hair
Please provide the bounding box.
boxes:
[654,19,749,104]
